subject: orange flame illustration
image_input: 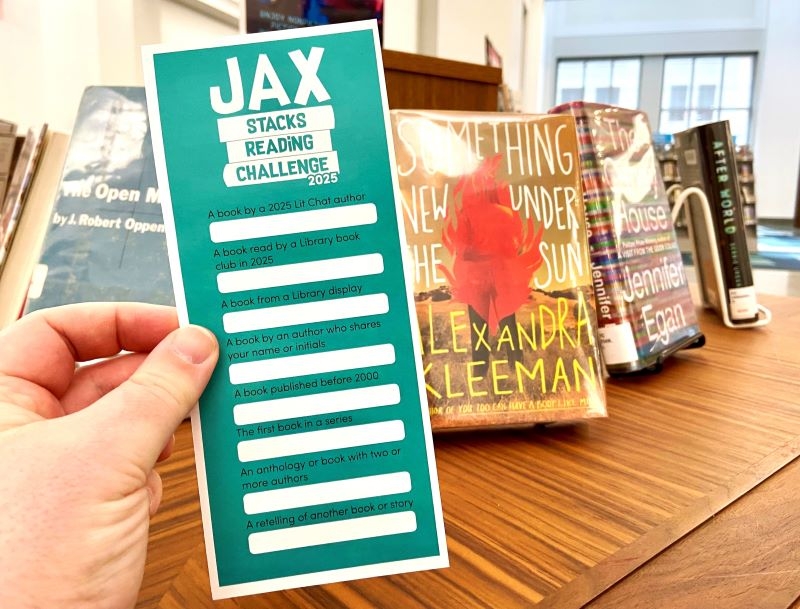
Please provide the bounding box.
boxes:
[438,154,544,335]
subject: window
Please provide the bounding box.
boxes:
[555,58,641,108]
[659,54,755,144]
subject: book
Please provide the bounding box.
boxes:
[142,20,447,597]
[0,119,18,204]
[23,86,173,314]
[673,120,759,323]
[390,109,607,430]
[549,101,704,374]
[0,131,69,329]
[0,124,48,272]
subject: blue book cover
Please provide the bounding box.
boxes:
[143,20,447,598]
[24,86,173,313]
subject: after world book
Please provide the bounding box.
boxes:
[549,102,704,374]
[673,120,759,324]
[390,110,607,430]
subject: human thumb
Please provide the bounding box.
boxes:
[80,324,218,472]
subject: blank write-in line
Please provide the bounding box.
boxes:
[237,419,405,463]
[248,511,417,554]
[223,293,389,334]
[217,253,383,294]
[228,343,395,385]
[243,471,411,515]
[233,383,401,426]
[209,203,377,243]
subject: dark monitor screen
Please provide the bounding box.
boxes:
[244,0,384,42]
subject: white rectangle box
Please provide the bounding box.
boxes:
[233,383,401,426]
[223,293,388,334]
[217,253,383,294]
[217,105,335,143]
[237,419,406,462]
[229,343,395,385]
[243,471,411,514]
[210,203,377,243]
[248,511,417,554]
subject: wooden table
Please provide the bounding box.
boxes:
[137,293,800,609]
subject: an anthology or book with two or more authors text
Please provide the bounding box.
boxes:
[24,86,173,313]
[673,120,759,324]
[549,101,704,375]
[391,109,607,430]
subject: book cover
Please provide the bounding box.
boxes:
[143,21,446,598]
[673,120,758,323]
[390,109,607,430]
[0,131,69,329]
[23,86,173,313]
[549,101,704,374]
[0,124,48,272]
[0,120,18,204]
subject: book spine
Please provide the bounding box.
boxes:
[701,123,758,322]
[572,113,639,369]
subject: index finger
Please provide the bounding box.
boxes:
[0,302,179,399]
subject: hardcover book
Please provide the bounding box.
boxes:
[390,109,607,430]
[0,124,48,272]
[23,86,173,313]
[673,120,758,323]
[0,131,69,329]
[0,119,19,204]
[549,101,704,374]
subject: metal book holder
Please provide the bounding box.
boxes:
[672,186,772,328]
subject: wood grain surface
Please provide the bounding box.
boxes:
[586,458,800,609]
[382,49,502,112]
[136,293,800,608]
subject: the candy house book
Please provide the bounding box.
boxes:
[390,110,607,431]
[549,101,704,375]
[673,120,758,324]
[24,86,173,313]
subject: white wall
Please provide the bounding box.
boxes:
[382,0,419,54]
[0,0,101,133]
[752,0,800,219]
[0,0,236,133]
[0,0,426,132]
[435,0,515,66]
[434,0,519,94]
[160,0,236,44]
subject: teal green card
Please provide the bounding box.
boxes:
[142,21,447,599]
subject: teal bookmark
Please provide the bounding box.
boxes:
[142,20,448,600]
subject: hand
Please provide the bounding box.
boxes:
[0,303,218,609]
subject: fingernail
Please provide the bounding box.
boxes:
[172,325,217,364]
